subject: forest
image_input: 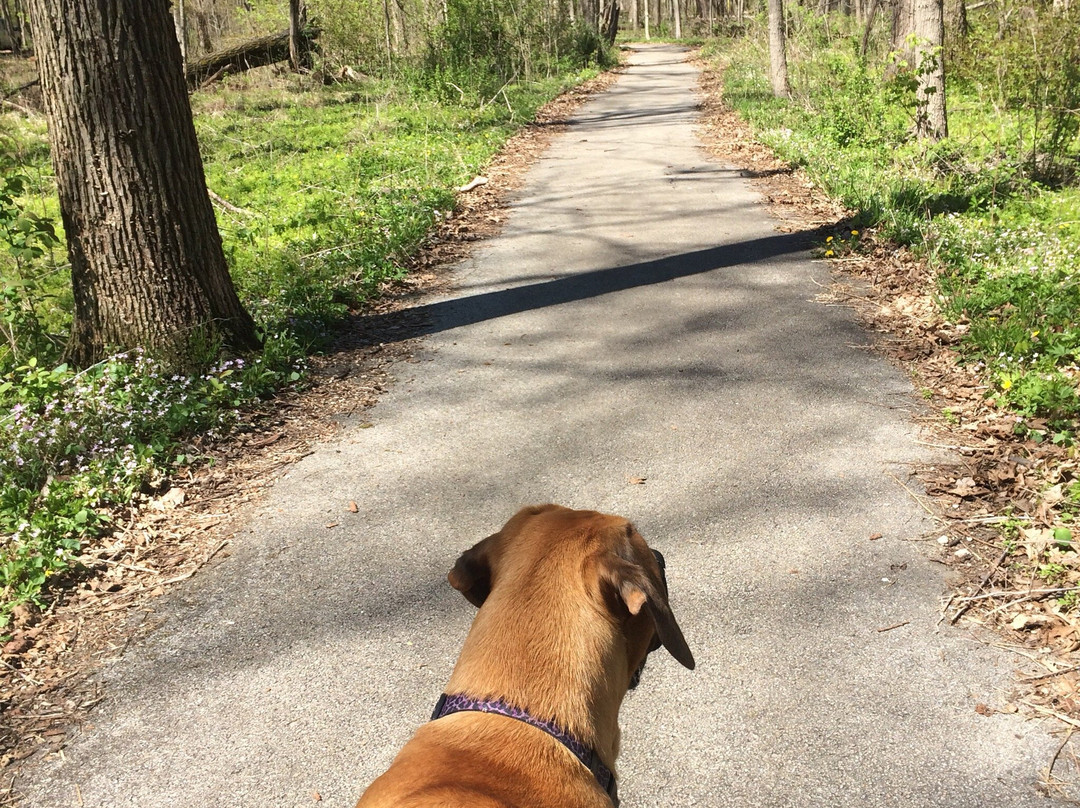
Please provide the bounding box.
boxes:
[1,0,1078,632]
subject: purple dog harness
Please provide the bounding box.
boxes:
[431,693,619,806]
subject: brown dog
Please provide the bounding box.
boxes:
[356,503,695,808]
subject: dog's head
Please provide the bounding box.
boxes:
[448,504,695,685]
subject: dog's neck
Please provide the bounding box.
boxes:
[445,583,633,769]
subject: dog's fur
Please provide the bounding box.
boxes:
[355,504,695,808]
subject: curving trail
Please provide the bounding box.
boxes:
[23,44,1064,808]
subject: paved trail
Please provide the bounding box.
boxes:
[25,45,1063,808]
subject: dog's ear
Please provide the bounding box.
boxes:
[601,541,695,670]
[448,533,499,608]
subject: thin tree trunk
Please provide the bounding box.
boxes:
[644,0,650,38]
[1,0,25,53]
[944,0,966,37]
[859,0,880,55]
[383,0,393,68]
[672,0,682,37]
[914,0,947,139]
[631,0,638,32]
[768,0,791,97]
[24,0,259,367]
[173,0,186,66]
[288,0,312,71]
[194,8,213,54]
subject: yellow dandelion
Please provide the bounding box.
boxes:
[851,229,859,236]
[826,236,834,242]
[1001,379,1013,390]
[1031,330,1040,338]
[825,249,835,257]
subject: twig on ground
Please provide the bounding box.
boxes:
[950,548,1011,624]
[0,659,42,688]
[955,586,1077,605]
[158,539,230,586]
[1026,702,1080,730]
[1044,729,1075,787]
[207,189,253,216]
[1022,665,1080,684]
[877,620,911,633]
[887,472,940,521]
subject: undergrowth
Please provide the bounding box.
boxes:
[703,8,1080,616]
[704,8,1080,442]
[0,67,599,627]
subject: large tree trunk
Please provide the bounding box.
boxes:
[768,0,791,97]
[914,0,947,139]
[24,0,259,367]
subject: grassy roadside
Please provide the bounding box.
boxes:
[699,15,1080,690]
[0,66,602,629]
[703,19,1080,444]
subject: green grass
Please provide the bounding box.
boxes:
[0,66,600,625]
[703,12,1080,441]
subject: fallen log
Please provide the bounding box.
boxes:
[185,30,290,88]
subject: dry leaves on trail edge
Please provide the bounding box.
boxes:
[0,67,626,798]
[695,60,1080,728]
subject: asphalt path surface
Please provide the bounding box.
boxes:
[25,44,1065,808]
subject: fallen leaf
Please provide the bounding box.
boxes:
[974,703,994,716]
[1011,613,1052,631]
[869,533,883,541]
[325,522,340,529]
[628,477,647,485]
[347,501,359,513]
[951,477,978,497]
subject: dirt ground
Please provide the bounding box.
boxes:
[4,51,1080,802]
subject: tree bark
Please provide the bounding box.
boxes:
[859,0,880,56]
[672,0,682,37]
[944,0,966,38]
[768,0,791,97]
[173,0,186,66]
[892,0,916,66]
[184,30,290,87]
[914,0,947,139]
[288,0,312,72]
[24,0,259,367]
[1,0,26,53]
[601,0,620,43]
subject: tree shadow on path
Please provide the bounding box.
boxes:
[345,228,826,350]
